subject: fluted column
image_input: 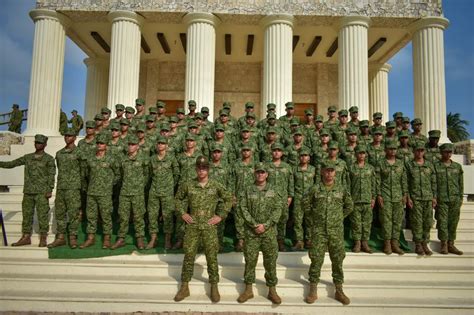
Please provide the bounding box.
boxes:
[84,58,109,121]
[411,17,450,141]
[183,13,219,119]
[107,11,143,110]
[25,9,69,136]
[261,14,294,118]
[338,16,371,120]
[369,63,391,121]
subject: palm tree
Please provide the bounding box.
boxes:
[447,112,470,143]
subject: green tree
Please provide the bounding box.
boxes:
[447,112,470,143]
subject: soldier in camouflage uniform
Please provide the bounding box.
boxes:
[306,114,324,150]
[349,145,377,253]
[393,112,404,132]
[134,98,146,121]
[406,142,437,255]
[409,118,428,146]
[367,127,385,167]
[285,127,310,167]
[425,130,441,164]
[340,128,358,167]
[119,118,131,140]
[259,127,280,163]
[384,121,398,143]
[234,125,259,159]
[237,102,256,130]
[69,110,84,135]
[0,134,55,247]
[185,100,198,122]
[8,104,23,133]
[434,143,464,255]
[256,103,276,129]
[376,141,408,255]
[396,130,414,166]
[358,120,373,147]
[111,104,125,123]
[59,110,68,135]
[370,112,384,135]
[48,128,82,249]
[174,156,232,303]
[77,120,97,214]
[323,105,338,130]
[311,128,331,166]
[100,107,112,130]
[279,102,297,133]
[93,114,105,134]
[348,106,360,129]
[80,133,120,249]
[302,109,315,132]
[108,121,126,157]
[331,109,350,147]
[316,141,350,190]
[237,163,284,304]
[303,160,353,305]
[155,101,168,125]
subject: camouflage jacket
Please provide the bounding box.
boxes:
[86,153,120,196]
[56,146,82,190]
[434,160,464,203]
[149,152,179,196]
[266,161,294,198]
[209,161,234,194]
[232,160,256,198]
[293,164,316,197]
[177,150,201,184]
[348,163,377,204]
[405,159,437,201]
[367,143,385,167]
[119,151,150,196]
[375,158,408,202]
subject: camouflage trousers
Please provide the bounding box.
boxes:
[292,195,305,241]
[233,204,245,240]
[118,194,145,238]
[86,195,113,235]
[54,189,81,236]
[379,200,404,240]
[21,193,50,234]
[277,202,289,241]
[350,203,373,241]
[409,200,433,242]
[308,229,345,284]
[148,194,175,234]
[436,200,461,241]
[181,225,220,283]
[243,230,279,286]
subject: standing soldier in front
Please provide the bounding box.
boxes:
[8,104,23,133]
[174,156,232,303]
[0,134,55,247]
[434,143,464,255]
[303,160,353,305]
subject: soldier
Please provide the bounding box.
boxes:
[237,102,256,130]
[434,143,464,255]
[145,115,159,141]
[155,101,168,124]
[307,114,324,149]
[200,106,213,128]
[323,105,338,130]
[80,133,120,249]
[136,122,153,157]
[348,106,360,129]
[400,116,411,134]
[237,163,284,304]
[340,128,358,167]
[409,118,428,146]
[125,106,136,127]
[148,107,158,122]
[234,125,259,158]
[370,112,384,135]
[396,130,414,166]
[358,120,373,147]
[311,128,331,166]
[259,127,279,163]
[279,102,297,130]
[119,118,131,140]
[188,121,209,157]
[406,142,437,255]
[147,136,179,249]
[112,104,125,122]
[331,109,350,147]
[93,114,105,134]
[8,104,23,133]
[134,98,146,121]
[285,127,310,167]
[100,107,112,130]
[48,128,82,249]
[384,121,398,143]
[302,109,315,132]
[173,156,232,303]
[0,134,55,247]
[176,107,187,130]
[393,112,404,131]
[303,160,353,305]
[316,141,350,191]
[185,100,198,122]
[349,145,377,253]
[425,130,441,164]
[59,110,68,135]
[209,123,235,165]
[367,127,385,167]
[257,103,277,129]
[69,110,84,135]
[376,141,408,255]
[77,120,97,214]
[259,113,285,148]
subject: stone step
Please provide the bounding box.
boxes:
[404,228,474,242]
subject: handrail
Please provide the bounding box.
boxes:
[0,109,28,126]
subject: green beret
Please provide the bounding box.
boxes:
[101,107,111,114]
[196,155,209,169]
[201,107,209,113]
[125,106,135,114]
[266,127,277,134]
[245,102,255,109]
[156,135,168,144]
[354,145,367,153]
[271,143,284,151]
[148,107,158,114]
[328,105,337,112]
[185,133,196,141]
[176,108,185,114]
[145,115,155,122]
[267,103,276,110]
[440,143,454,152]
[429,130,441,138]
[211,142,224,152]
[267,113,276,119]
[319,128,330,136]
[188,100,197,106]
[94,114,104,121]
[214,123,225,131]
[338,109,348,116]
[95,133,109,144]
[393,112,403,119]
[241,125,250,132]
[218,109,228,116]
[85,120,96,128]
[413,141,426,150]
[246,112,256,119]
[169,116,178,123]
[285,102,294,109]
[254,162,267,172]
[398,130,410,138]
[120,118,130,126]
[411,118,422,125]
[385,121,396,128]
[349,106,359,113]
[328,141,339,150]
[156,101,166,108]
[115,104,125,111]
[372,126,384,134]
[299,148,311,156]
[320,160,337,170]
[63,128,76,136]
[135,98,145,105]
[127,135,139,145]
[305,109,314,116]
[160,123,171,131]
[222,102,231,109]
[360,120,369,127]
[385,140,398,149]
[109,121,120,130]
[373,112,383,119]
[315,115,324,122]
[135,122,146,132]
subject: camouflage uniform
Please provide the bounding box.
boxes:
[293,158,316,242]
[367,142,385,167]
[232,157,256,240]
[70,113,84,135]
[8,105,23,133]
[59,110,68,135]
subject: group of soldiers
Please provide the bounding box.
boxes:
[0,98,464,305]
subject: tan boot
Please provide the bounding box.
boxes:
[237,284,254,303]
[172,239,183,250]
[335,284,350,305]
[102,234,111,249]
[47,234,66,248]
[267,286,281,304]
[11,234,31,247]
[146,233,158,249]
[234,239,244,252]
[69,235,78,249]
[415,242,424,255]
[352,240,361,253]
[305,283,318,304]
[80,234,95,249]
[174,282,190,302]
[361,241,373,254]
[422,242,433,256]
[111,237,126,250]
[292,240,305,251]
[136,237,145,250]
[305,239,313,249]
[448,241,463,255]
[383,240,392,255]
[278,239,286,252]
[38,233,48,247]
[440,240,448,254]
[165,233,172,250]
[210,283,220,303]
[391,239,405,255]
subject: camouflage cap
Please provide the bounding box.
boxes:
[222,102,232,109]
[120,118,130,126]
[127,135,139,145]
[372,126,385,134]
[156,101,166,108]
[110,121,120,130]
[440,143,454,152]
[411,118,422,125]
[160,123,171,131]
[320,159,337,170]
[115,104,125,111]
[398,130,410,138]
[285,102,295,109]
[345,127,357,135]
[393,112,403,119]
[94,113,104,121]
[267,113,277,119]
[385,121,396,129]
[12,104,19,109]
[373,112,383,119]
[196,155,210,169]
[319,128,330,136]
[201,106,209,113]
[413,141,426,150]
[218,109,228,116]
[101,107,111,114]
[188,100,197,107]
[299,147,311,156]
[71,109,78,114]
[169,116,179,123]
[241,144,252,151]
[211,142,224,152]
[354,145,367,153]
[188,121,198,129]
[290,118,300,126]
[293,127,303,135]
[360,120,369,127]
[214,123,225,131]
[304,109,314,116]
[349,106,359,113]
[156,135,168,144]
[135,98,145,106]
[271,142,284,151]
[85,120,96,128]
[266,127,277,134]
[338,109,348,117]
[315,115,324,122]
[145,115,155,122]
[192,112,202,120]
[63,128,76,136]
[241,125,251,132]
[385,140,398,149]
[254,162,267,172]
[185,133,196,141]
[125,106,135,114]
[246,112,256,119]
[148,107,158,114]
[328,105,337,112]
[402,116,410,123]
[267,103,276,110]
[135,122,146,132]
[176,108,185,114]
[95,133,109,144]
[428,130,441,138]
[328,141,339,150]
[245,102,255,109]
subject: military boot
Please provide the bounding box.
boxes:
[415,242,424,255]
[80,234,95,249]
[146,233,158,249]
[361,241,373,254]
[234,239,244,252]
[164,233,172,250]
[267,286,281,304]
[69,235,78,249]
[305,240,313,249]
[210,283,220,303]
[111,237,126,250]
[278,239,286,252]
[448,241,463,255]
[174,282,190,302]
[292,241,305,251]
[352,240,361,253]
[47,234,66,248]
[335,284,350,305]
[102,234,111,249]
[172,239,183,250]
[136,237,145,250]
[38,233,48,247]
[439,240,448,254]
[391,239,405,255]
[11,234,31,247]
[305,283,318,304]
[422,242,433,256]
[237,284,254,303]
[383,240,392,255]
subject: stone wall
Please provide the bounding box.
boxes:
[0,132,24,155]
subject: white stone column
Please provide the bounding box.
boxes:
[107,11,143,110]
[369,63,391,121]
[338,16,371,120]
[25,9,69,136]
[84,58,109,121]
[411,17,450,141]
[261,14,294,118]
[183,13,219,119]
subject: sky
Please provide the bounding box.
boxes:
[0,0,473,136]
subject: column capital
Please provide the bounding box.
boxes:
[84,57,109,67]
[369,63,392,73]
[338,15,371,30]
[260,14,294,29]
[409,16,449,34]
[183,12,220,27]
[108,10,144,26]
[29,9,71,28]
